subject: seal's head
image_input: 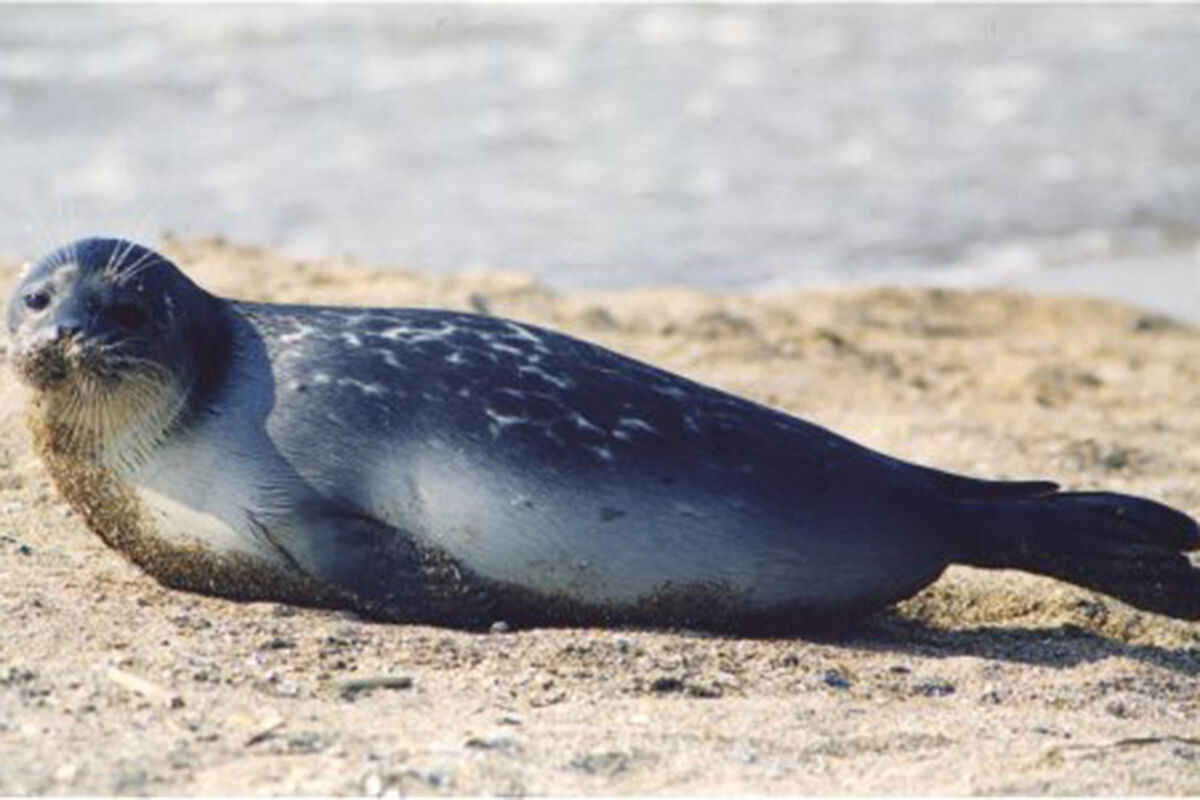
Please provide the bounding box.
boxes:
[7,238,228,461]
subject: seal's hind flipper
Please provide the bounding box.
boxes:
[913,463,1059,500]
[957,491,1200,620]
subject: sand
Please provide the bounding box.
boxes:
[1,237,1198,795]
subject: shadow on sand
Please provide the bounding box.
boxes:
[836,610,1200,677]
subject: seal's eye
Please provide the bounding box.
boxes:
[23,290,51,312]
[107,303,149,328]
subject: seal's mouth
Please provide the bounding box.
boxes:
[13,338,77,390]
[12,335,129,393]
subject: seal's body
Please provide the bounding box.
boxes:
[8,239,1200,632]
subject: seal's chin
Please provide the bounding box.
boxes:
[13,340,77,391]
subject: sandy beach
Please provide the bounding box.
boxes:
[1,237,1198,795]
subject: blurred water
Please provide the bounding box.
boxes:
[1,5,1197,316]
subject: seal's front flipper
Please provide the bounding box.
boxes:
[262,509,496,628]
[957,491,1200,620]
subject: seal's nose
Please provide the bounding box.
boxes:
[48,296,89,342]
[56,321,84,340]
[54,321,84,341]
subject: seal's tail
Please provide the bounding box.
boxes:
[956,491,1200,620]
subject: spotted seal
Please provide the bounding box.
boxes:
[6,238,1199,632]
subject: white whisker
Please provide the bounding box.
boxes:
[105,237,135,279]
[115,248,160,284]
[103,237,124,276]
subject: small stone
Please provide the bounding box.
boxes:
[282,730,333,754]
[572,750,632,776]
[465,733,515,751]
[170,614,212,632]
[53,763,78,783]
[260,636,296,650]
[649,676,683,694]
[409,768,447,789]
[823,670,852,690]
[489,621,511,634]
[913,679,956,698]
[684,682,723,699]
[338,675,414,700]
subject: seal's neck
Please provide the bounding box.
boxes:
[29,369,194,473]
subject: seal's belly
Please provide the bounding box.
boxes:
[366,443,944,612]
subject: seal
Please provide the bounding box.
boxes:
[7,238,1200,632]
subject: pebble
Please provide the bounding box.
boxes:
[259,636,296,650]
[649,676,684,693]
[53,763,78,783]
[913,679,956,698]
[465,733,515,751]
[823,670,852,690]
[337,675,414,700]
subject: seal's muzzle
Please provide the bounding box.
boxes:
[13,331,77,390]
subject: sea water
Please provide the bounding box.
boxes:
[1,5,1197,319]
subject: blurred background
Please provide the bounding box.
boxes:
[2,4,1197,319]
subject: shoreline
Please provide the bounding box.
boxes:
[1,237,1197,795]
